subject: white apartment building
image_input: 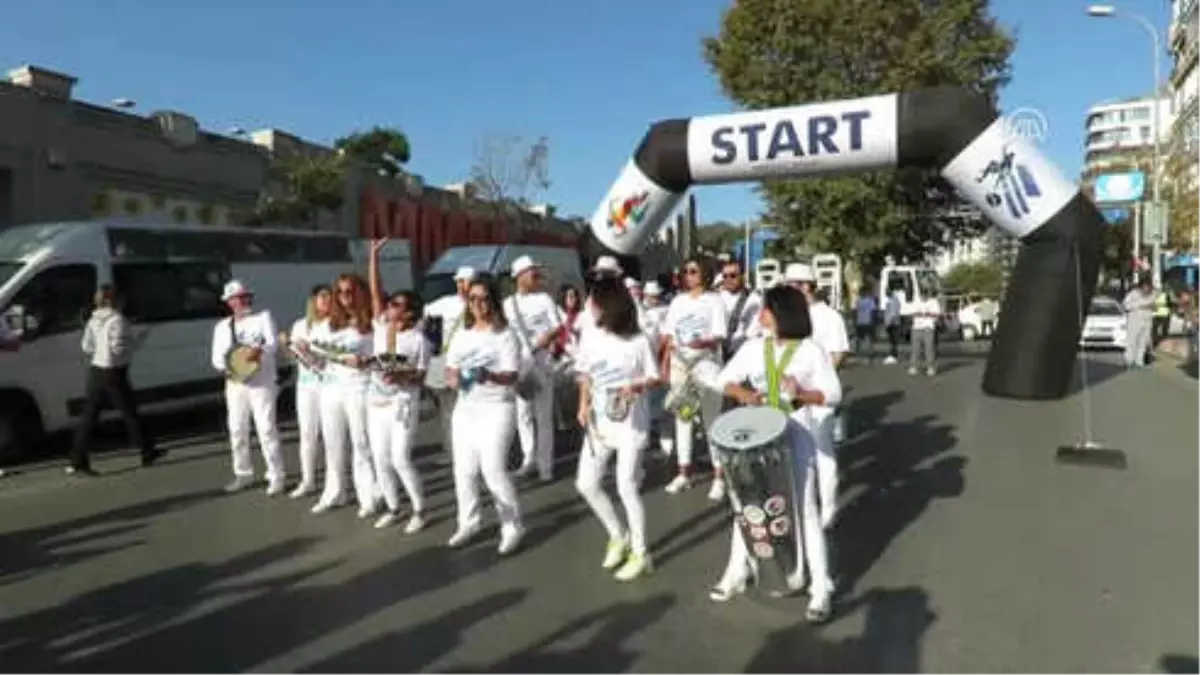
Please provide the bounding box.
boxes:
[1082,95,1175,190]
[929,227,1018,277]
[1169,0,1199,185]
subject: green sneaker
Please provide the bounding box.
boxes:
[614,552,653,581]
[602,538,629,570]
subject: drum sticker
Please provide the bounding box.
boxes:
[764,495,786,517]
[749,525,768,541]
[752,542,774,559]
[742,505,767,526]
[768,516,790,537]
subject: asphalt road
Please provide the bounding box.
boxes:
[1,346,1196,673]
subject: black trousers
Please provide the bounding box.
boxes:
[885,324,901,358]
[71,366,154,470]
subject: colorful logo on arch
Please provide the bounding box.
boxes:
[607,191,650,236]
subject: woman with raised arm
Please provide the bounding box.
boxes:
[709,285,839,624]
[280,284,332,498]
[365,238,430,533]
[310,274,379,517]
[574,276,661,581]
[443,279,525,556]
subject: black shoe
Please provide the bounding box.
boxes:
[65,466,100,477]
[141,448,167,467]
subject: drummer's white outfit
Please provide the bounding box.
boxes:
[424,294,467,459]
[719,288,764,356]
[715,336,840,609]
[288,318,325,497]
[503,291,563,480]
[445,326,525,553]
[661,291,727,495]
[210,310,285,493]
[808,299,849,530]
[312,322,379,515]
[366,319,430,531]
[574,327,658,580]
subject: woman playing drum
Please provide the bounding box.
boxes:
[711,285,840,623]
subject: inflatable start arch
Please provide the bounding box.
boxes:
[588,87,1104,401]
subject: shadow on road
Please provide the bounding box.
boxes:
[448,593,677,673]
[1159,654,1200,673]
[745,586,936,673]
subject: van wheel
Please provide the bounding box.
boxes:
[962,325,979,342]
[0,394,42,467]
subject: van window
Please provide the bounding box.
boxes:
[114,262,229,323]
[8,263,97,335]
[885,270,914,303]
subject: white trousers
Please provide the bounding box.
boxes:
[575,428,648,553]
[811,410,839,529]
[225,381,284,483]
[318,386,378,509]
[516,361,555,476]
[437,388,456,459]
[294,384,323,489]
[367,396,425,514]
[1124,317,1152,366]
[451,400,522,532]
[718,420,832,597]
[661,357,724,469]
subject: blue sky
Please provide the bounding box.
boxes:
[4,0,1173,225]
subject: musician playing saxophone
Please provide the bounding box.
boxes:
[210,280,286,496]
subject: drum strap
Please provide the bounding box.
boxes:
[764,339,799,411]
[443,311,464,351]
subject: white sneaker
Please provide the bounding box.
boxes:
[289,483,315,499]
[498,525,525,556]
[602,537,629,570]
[357,503,381,520]
[404,513,425,534]
[266,480,287,497]
[224,475,254,493]
[926,367,937,376]
[614,552,652,581]
[883,356,898,365]
[707,479,727,502]
[447,525,480,548]
[709,575,749,602]
[806,592,833,624]
[374,512,400,529]
[665,474,692,494]
[907,367,918,375]
[310,497,345,514]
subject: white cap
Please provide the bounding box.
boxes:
[624,277,641,289]
[510,255,541,278]
[644,281,662,295]
[592,255,622,275]
[453,266,477,282]
[784,263,816,283]
[221,279,252,302]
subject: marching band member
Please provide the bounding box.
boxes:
[311,274,379,517]
[574,276,660,581]
[785,263,849,530]
[444,279,525,555]
[718,260,763,359]
[210,280,285,495]
[281,285,332,499]
[711,285,838,623]
[366,239,430,532]
[503,255,564,482]
[661,259,728,500]
[424,266,477,466]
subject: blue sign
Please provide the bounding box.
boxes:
[1100,207,1130,224]
[1094,172,1146,203]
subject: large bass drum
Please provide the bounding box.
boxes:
[708,405,799,598]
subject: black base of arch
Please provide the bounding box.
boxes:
[982,194,1105,400]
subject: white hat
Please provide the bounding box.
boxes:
[644,281,662,295]
[510,255,541,278]
[624,277,641,289]
[221,280,252,302]
[784,263,816,283]
[592,255,622,275]
[453,266,477,282]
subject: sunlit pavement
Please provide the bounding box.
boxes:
[1,348,1195,673]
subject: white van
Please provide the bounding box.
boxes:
[420,244,585,305]
[0,220,415,462]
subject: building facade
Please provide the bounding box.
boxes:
[1081,94,1174,194]
[1169,0,1199,249]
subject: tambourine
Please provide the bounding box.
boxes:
[225,345,262,383]
[286,341,327,374]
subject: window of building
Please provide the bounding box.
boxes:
[6,263,97,336]
[113,261,228,324]
[1141,125,1151,140]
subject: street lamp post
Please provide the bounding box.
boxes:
[1087,4,1165,287]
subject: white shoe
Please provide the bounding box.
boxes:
[266,480,287,497]
[665,474,692,494]
[289,483,315,499]
[404,513,425,534]
[926,367,937,376]
[709,576,749,602]
[357,503,381,520]
[224,475,255,493]
[498,525,525,556]
[707,479,727,502]
[311,497,345,514]
[614,552,652,581]
[602,537,629,570]
[806,592,833,623]
[883,356,898,365]
[374,512,400,529]
[447,525,480,548]
[907,367,918,375]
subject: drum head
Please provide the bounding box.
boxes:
[708,405,788,452]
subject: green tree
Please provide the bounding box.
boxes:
[702,0,1015,271]
[249,154,345,228]
[335,126,412,178]
[1164,148,1198,252]
[696,220,744,256]
[943,261,1005,296]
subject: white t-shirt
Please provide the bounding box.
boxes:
[664,291,726,362]
[641,304,668,345]
[809,302,849,359]
[718,337,843,429]
[425,294,468,352]
[719,288,763,353]
[210,310,278,388]
[312,321,374,389]
[575,327,659,443]
[503,291,564,360]
[369,318,432,401]
[289,318,325,387]
[884,295,902,325]
[445,326,521,405]
[912,298,942,331]
[855,296,877,326]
